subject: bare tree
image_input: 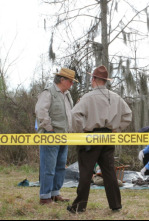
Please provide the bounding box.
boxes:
[43,0,149,96]
[41,0,149,169]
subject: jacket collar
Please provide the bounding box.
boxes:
[93,85,107,90]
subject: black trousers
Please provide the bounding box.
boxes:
[144,153,149,175]
[71,144,122,212]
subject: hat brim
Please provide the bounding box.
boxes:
[54,73,79,83]
[87,72,113,81]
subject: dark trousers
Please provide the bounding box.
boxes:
[144,153,149,175]
[71,145,122,212]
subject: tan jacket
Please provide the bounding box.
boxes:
[35,84,73,133]
[72,86,132,133]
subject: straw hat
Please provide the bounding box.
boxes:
[88,66,112,81]
[55,68,78,83]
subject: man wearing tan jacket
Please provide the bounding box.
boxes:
[67,66,132,213]
[35,68,78,205]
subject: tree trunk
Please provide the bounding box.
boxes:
[86,43,90,93]
[100,0,110,78]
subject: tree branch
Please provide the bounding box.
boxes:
[109,5,149,45]
[44,0,67,4]
[57,3,99,17]
[55,14,101,26]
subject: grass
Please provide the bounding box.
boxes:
[0,165,149,220]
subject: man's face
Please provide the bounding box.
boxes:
[61,78,74,91]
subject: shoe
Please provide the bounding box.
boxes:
[112,206,122,212]
[67,206,86,214]
[67,206,77,214]
[40,198,53,205]
[51,195,70,202]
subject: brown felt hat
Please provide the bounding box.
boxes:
[54,68,78,83]
[88,66,112,81]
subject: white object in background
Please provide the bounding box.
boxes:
[140,167,147,176]
[138,150,144,162]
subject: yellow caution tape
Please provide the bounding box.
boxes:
[0,133,149,146]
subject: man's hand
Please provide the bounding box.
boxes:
[138,150,144,162]
[112,130,117,133]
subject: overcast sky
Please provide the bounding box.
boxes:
[0,0,149,90]
[0,0,50,90]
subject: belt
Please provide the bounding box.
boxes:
[80,128,112,152]
[87,128,112,133]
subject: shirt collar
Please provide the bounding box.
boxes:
[54,83,69,95]
[93,85,107,90]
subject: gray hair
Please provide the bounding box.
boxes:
[54,75,68,84]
